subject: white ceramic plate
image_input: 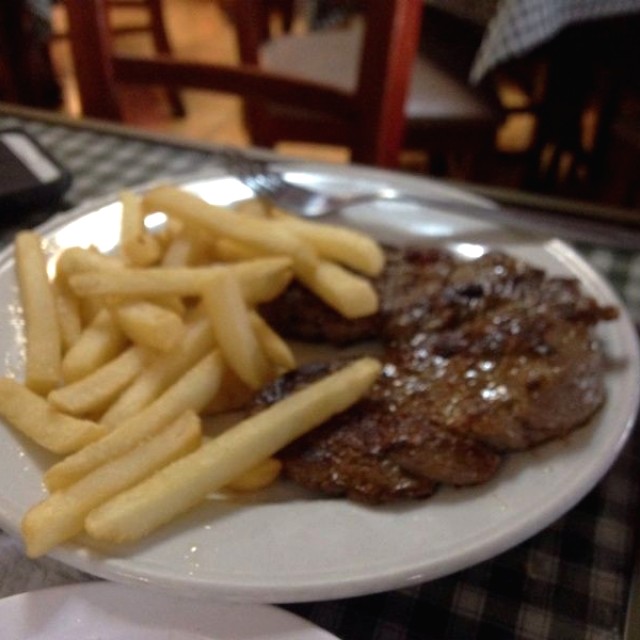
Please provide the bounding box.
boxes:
[0,581,338,639]
[0,166,638,603]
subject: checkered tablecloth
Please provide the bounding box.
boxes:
[470,0,640,82]
[0,110,639,640]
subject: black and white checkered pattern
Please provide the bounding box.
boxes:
[0,112,638,640]
[471,0,640,81]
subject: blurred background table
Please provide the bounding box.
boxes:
[0,103,639,640]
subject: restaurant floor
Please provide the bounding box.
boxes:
[48,0,636,206]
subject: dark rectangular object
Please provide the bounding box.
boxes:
[0,128,71,216]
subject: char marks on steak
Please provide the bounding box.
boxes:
[256,248,618,503]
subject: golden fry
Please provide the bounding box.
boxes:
[226,457,282,493]
[61,309,128,383]
[48,346,149,416]
[120,190,162,267]
[213,237,263,262]
[273,211,385,276]
[68,258,293,304]
[250,311,295,372]
[15,232,62,394]
[296,259,379,319]
[0,378,106,454]
[52,275,83,351]
[202,364,253,415]
[161,232,211,267]
[56,246,123,276]
[202,270,272,390]
[112,300,185,352]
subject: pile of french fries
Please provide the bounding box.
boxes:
[0,185,384,558]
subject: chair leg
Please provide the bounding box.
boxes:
[144,0,186,117]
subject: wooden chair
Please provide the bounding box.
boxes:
[56,0,185,116]
[65,0,500,170]
[66,0,421,166]
[238,2,502,176]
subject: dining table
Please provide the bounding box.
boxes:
[0,102,639,640]
[308,0,640,197]
[432,0,640,197]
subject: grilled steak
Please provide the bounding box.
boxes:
[253,360,502,503]
[255,248,617,503]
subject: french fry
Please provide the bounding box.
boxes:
[273,211,385,276]
[226,457,282,493]
[84,357,381,544]
[140,294,186,316]
[119,190,162,267]
[22,410,201,558]
[44,351,224,491]
[112,300,185,352]
[56,246,124,276]
[68,258,293,304]
[48,346,149,417]
[232,258,295,306]
[202,270,272,390]
[213,237,263,262]
[250,311,295,372]
[0,378,106,454]
[14,232,62,394]
[296,259,379,319]
[203,364,253,415]
[100,315,215,426]
[161,232,211,267]
[52,275,83,351]
[79,295,106,326]
[231,197,269,218]
[143,186,318,270]
[61,309,128,383]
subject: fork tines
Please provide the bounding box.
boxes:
[220,149,286,201]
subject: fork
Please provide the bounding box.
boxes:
[220,149,640,249]
[222,149,472,218]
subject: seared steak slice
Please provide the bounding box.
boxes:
[384,251,616,344]
[380,252,616,450]
[387,323,607,451]
[255,248,617,503]
[253,360,502,503]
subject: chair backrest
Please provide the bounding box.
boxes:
[64,0,423,167]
